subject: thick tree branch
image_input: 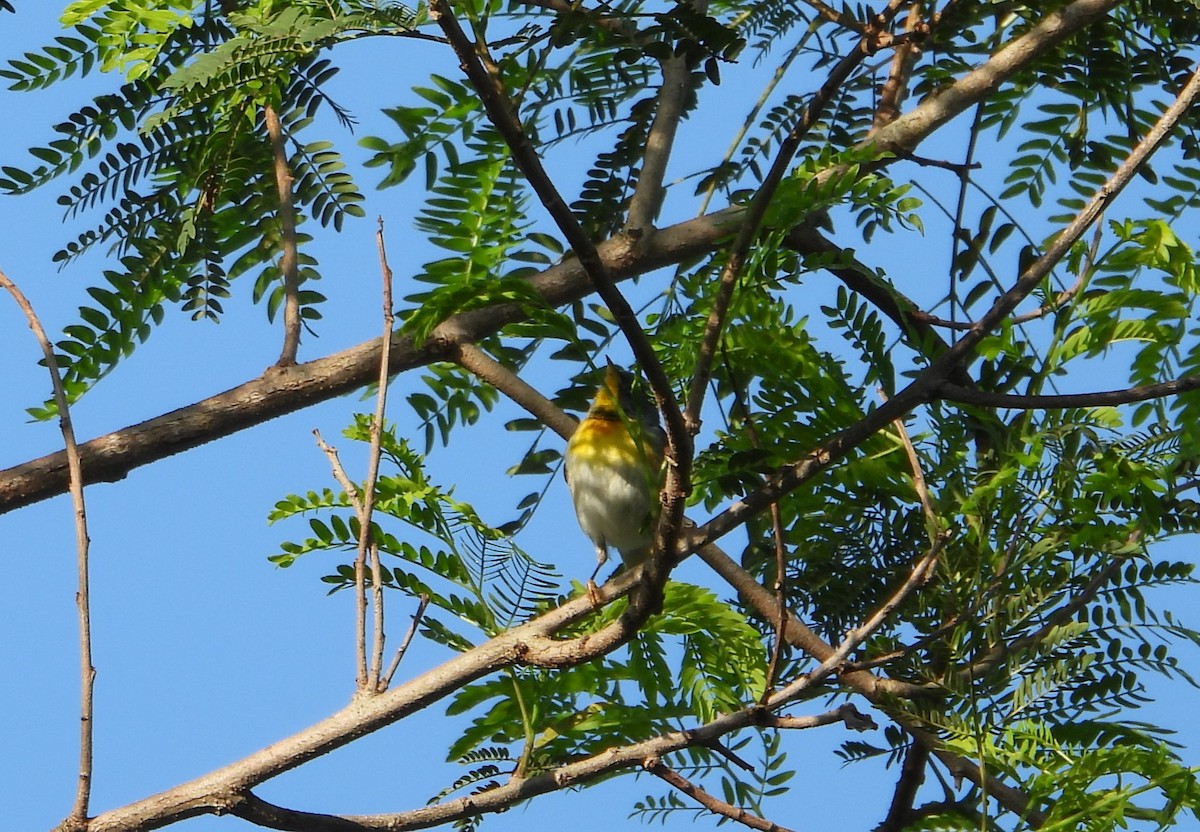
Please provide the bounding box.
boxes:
[625,54,692,231]
[3,0,1127,517]
[92,617,877,832]
[70,573,641,832]
[0,219,715,513]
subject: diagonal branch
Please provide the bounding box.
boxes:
[428,0,690,600]
[938,375,1200,409]
[647,761,798,832]
[683,3,906,434]
[1,0,1131,521]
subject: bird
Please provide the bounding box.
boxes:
[564,360,666,591]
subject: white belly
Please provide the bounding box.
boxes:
[565,456,654,564]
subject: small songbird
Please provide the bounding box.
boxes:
[564,360,666,587]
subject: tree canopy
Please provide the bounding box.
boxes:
[3,1,1200,831]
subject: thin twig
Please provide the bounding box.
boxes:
[381,594,430,690]
[314,430,370,687]
[696,32,810,217]
[684,2,907,435]
[0,270,95,825]
[879,389,937,528]
[939,374,1200,409]
[721,349,791,702]
[366,219,398,690]
[264,103,302,366]
[646,761,799,832]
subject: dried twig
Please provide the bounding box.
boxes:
[0,270,95,825]
[313,430,370,686]
[365,219,398,689]
[381,594,430,690]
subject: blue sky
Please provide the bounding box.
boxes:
[2,4,1199,832]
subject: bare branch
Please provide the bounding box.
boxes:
[312,430,370,686]
[452,342,577,440]
[365,220,398,691]
[0,270,96,826]
[762,703,878,732]
[264,103,302,367]
[878,742,930,832]
[625,55,692,231]
[380,594,429,691]
[220,695,880,832]
[939,374,1200,409]
[646,761,799,832]
[871,2,926,132]
[2,280,92,828]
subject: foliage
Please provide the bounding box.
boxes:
[7,1,1200,831]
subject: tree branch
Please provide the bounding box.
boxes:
[625,54,692,231]
[264,103,302,367]
[871,2,926,132]
[367,221,398,689]
[452,342,577,440]
[938,375,1200,409]
[877,742,930,832]
[646,761,798,832]
[3,0,1127,517]
[428,0,689,608]
[0,270,96,827]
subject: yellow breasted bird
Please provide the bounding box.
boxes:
[564,361,666,585]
